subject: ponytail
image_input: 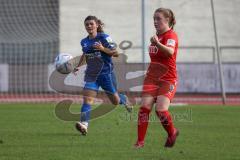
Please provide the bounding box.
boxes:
[96,19,104,33]
[167,9,176,29]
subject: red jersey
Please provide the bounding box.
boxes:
[148,29,178,83]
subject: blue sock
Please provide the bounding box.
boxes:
[80,103,91,123]
[119,93,127,105]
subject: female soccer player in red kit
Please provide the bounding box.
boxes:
[135,8,179,148]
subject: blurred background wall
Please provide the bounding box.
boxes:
[0,0,240,97]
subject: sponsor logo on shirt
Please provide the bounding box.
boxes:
[85,52,101,59]
[149,46,158,54]
[166,39,176,47]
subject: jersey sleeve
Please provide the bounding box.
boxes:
[80,39,85,54]
[101,34,116,50]
[164,33,178,50]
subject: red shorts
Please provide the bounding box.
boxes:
[142,76,177,101]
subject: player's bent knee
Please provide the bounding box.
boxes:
[156,96,170,111]
[156,104,169,111]
[141,101,154,109]
[141,96,154,107]
[83,97,94,105]
[112,96,120,105]
[107,93,120,105]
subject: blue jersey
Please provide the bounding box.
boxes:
[81,33,115,79]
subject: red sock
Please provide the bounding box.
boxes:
[156,110,175,136]
[137,107,151,142]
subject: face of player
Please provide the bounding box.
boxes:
[84,20,98,36]
[153,12,170,34]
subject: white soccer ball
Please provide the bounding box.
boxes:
[55,53,74,74]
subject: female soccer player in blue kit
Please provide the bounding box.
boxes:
[74,15,132,135]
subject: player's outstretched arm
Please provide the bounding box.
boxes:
[76,54,86,67]
[73,54,86,74]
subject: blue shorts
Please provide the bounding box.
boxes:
[84,72,117,94]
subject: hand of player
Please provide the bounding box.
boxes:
[109,50,119,57]
[150,35,159,44]
[93,42,104,51]
[72,67,79,76]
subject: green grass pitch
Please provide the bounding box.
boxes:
[0,103,240,160]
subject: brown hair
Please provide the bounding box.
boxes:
[155,8,176,29]
[84,15,104,33]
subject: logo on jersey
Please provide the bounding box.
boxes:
[106,37,113,43]
[149,46,158,54]
[106,36,116,49]
[85,52,101,59]
[83,43,87,48]
[169,84,175,92]
[166,39,176,47]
